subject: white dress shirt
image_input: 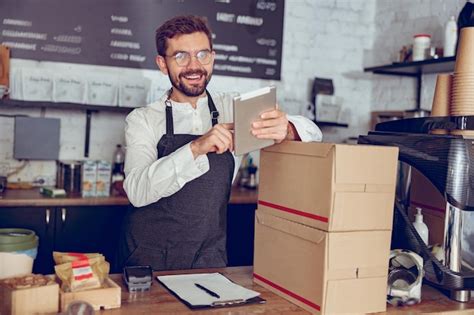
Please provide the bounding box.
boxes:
[123,91,323,207]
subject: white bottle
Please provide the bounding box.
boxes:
[444,16,458,57]
[413,207,429,245]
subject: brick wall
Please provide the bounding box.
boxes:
[370,0,465,112]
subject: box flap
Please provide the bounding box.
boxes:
[365,184,396,193]
[259,146,333,229]
[324,277,387,314]
[330,192,394,231]
[326,231,391,275]
[263,141,335,158]
[334,144,398,185]
[256,209,326,244]
[333,183,366,192]
[325,266,388,280]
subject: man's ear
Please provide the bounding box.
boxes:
[156,55,168,75]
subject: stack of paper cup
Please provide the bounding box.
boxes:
[430,74,452,135]
[450,27,474,137]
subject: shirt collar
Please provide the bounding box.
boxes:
[150,90,209,111]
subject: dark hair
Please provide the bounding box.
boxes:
[155,15,213,56]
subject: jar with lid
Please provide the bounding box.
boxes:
[412,34,431,61]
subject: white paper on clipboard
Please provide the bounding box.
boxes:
[233,86,276,156]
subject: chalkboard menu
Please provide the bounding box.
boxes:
[0,0,284,80]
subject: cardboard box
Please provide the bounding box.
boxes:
[258,141,399,231]
[253,209,390,314]
[0,281,59,315]
[96,160,112,197]
[82,160,97,197]
[60,277,121,311]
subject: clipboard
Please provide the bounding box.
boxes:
[233,86,277,156]
[156,272,266,310]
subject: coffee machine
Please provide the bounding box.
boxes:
[359,115,474,302]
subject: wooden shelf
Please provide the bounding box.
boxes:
[0,98,134,113]
[364,56,455,77]
[314,120,349,128]
[0,98,134,157]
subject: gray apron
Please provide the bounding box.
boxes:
[118,91,235,270]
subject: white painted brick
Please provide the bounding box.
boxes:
[370,0,465,116]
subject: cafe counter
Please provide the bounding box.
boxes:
[0,186,258,274]
[0,185,258,207]
[101,266,474,314]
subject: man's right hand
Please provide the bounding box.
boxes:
[190,123,234,158]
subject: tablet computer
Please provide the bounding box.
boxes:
[233,86,276,156]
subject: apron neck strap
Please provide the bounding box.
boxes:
[164,89,220,136]
[165,89,174,135]
[206,90,219,126]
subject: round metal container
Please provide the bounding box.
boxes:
[56,160,82,194]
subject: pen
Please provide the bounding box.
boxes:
[194,283,220,298]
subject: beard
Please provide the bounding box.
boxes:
[168,69,212,97]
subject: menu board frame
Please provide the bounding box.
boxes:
[0,0,284,80]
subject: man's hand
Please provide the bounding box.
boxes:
[190,123,234,158]
[251,107,299,143]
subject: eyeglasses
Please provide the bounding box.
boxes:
[165,49,213,67]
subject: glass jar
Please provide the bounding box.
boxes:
[412,34,431,61]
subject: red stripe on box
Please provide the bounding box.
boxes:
[74,273,93,281]
[258,200,329,223]
[411,201,445,213]
[71,259,90,268]
[253,273,321,311]
[68,252,88,260]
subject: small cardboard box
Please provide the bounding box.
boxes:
[96,160,112,197]
[82,160,97,197]
[0,281,59,315]
[253,209,390,314]
[60,277,121,311]
[258,141,399,231]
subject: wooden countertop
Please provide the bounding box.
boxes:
[107,266,307,314]
[102,266,474,314]
[0,186,258,207]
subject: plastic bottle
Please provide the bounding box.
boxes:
[444,16,458,57]
[112,144,125,184]
[244,157,258,190]
[413,207,429,245]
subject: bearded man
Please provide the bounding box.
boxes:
[118,15,321,270]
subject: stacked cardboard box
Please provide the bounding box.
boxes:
[253,141,399,314]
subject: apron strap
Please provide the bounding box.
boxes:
[206,90,219,126]
[165,90,174,135]
[164,89,220,136]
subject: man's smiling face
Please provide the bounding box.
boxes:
[157,32,215,97]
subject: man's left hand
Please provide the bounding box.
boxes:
[251,107,290,143]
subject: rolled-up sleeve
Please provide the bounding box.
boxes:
[287,115,323,142]
[123,110,209,208]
